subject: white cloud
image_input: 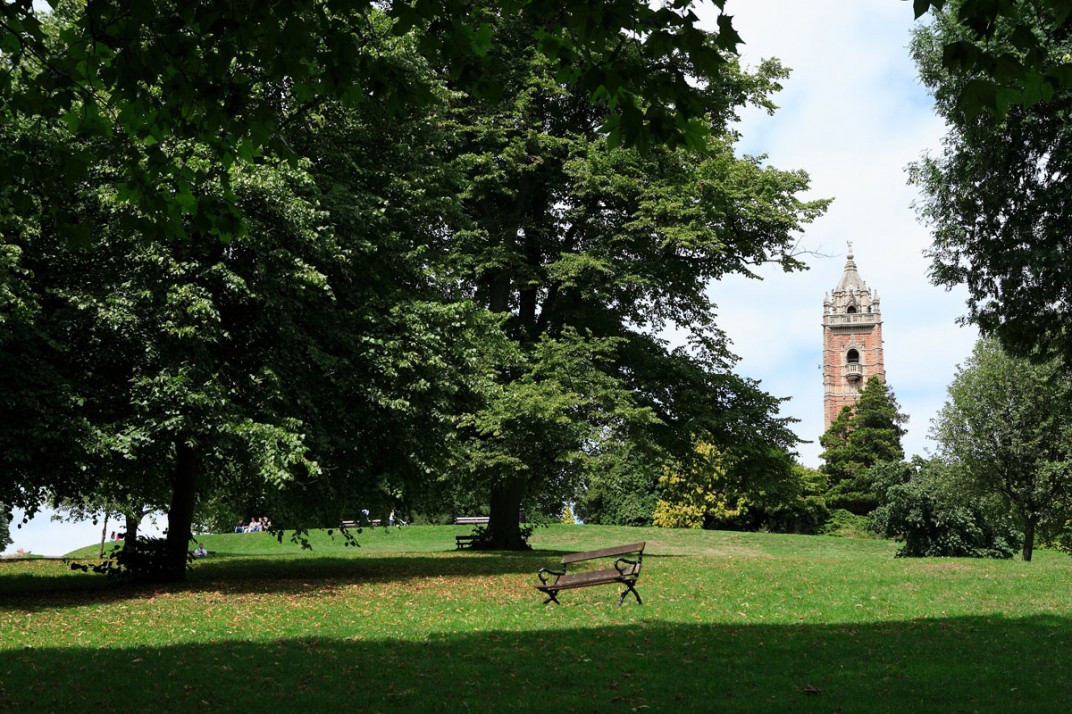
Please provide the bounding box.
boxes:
[693,1,977,466]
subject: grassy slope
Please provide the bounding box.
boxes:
[3,525,1071,713]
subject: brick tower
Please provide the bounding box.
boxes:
[822,243,885,430]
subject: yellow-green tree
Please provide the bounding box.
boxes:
[653,444,744,529]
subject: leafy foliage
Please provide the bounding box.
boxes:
[444,13,828,546]
[818,509,875,539]
[870,458,1019,559]
[911,2,1072,363]
[819,377,908,514]
[653,443,737,529]
[752,463,831,535]
[0,0,752,244]
[574,448,660,527]
[911,0,1072,119]
[931,338,1072,560]
[0,11,488,577]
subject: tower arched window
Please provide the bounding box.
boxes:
[847,349,860,364]
[846,305,857,314]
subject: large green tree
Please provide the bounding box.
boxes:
[2,3,826,562]
[931,338,1072,561]
[0,12,488,578]
[819,376,908,515]
[911,1,1072,362]
[442,10,828,548]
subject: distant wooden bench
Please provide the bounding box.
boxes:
[535,542,645,606]
[455,534,480,549]
[454,516,489,525]
[340,518,380,529]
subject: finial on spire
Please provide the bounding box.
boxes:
[847,240,854,259]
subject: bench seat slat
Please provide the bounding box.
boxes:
[560,542,645,564]
[537,567,638,592]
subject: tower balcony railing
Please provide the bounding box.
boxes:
[845,363,863,381]
[825,313,880,326]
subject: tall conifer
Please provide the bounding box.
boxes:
[819,376,907,514]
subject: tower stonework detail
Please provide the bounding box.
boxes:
[822,244,885,430]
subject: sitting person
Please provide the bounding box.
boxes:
[193,543,208,558]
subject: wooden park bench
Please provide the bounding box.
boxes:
[455,534,480,549]
[535,542,645,606]
[340,518,381,529]
[454,517,488,549]
[454,516,490,526]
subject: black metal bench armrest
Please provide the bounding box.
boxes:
[537,567,565,585]
[614,557,639,576]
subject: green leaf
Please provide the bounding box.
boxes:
[958,78,1000,116]
[942,40,981,72]
[1049,0,1072,26]
[1020,70,1053,106]
[1047,63,1072,86]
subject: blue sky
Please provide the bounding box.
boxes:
[698,0,978,467]
[4,1,976,556]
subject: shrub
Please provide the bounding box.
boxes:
[762,494,831,534]
[819,509,876,538]
[652,444,741,529]
[870,475,1019,559]
[575,453,659,527]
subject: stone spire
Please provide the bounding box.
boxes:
[834,241,869,295]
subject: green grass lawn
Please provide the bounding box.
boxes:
[3,525,1071,712]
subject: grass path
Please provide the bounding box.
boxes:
[3,525,1071,712]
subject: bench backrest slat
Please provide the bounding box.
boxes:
[561,542,645,565]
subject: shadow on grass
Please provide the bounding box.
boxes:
[4,615,1070,712]
[0,552,551,609]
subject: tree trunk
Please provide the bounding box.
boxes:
[123,512,140,545]
[1023,517,1035,562]
[98,511,109,559]
[164,440,199,580]
[486,475,528,550]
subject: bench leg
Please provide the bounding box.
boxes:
[618,583,642,606]
[543,590,561,605]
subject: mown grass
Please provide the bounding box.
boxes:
[3,525,1071,712]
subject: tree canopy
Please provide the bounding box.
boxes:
[0,0,750,245]
[0,11,493,575]
[434,9,827,547]
[931,338,1072,561]
[869,457,1020,559]
[912,0,1072,118]
[0,3,829,574]
[911,0,1072,362]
